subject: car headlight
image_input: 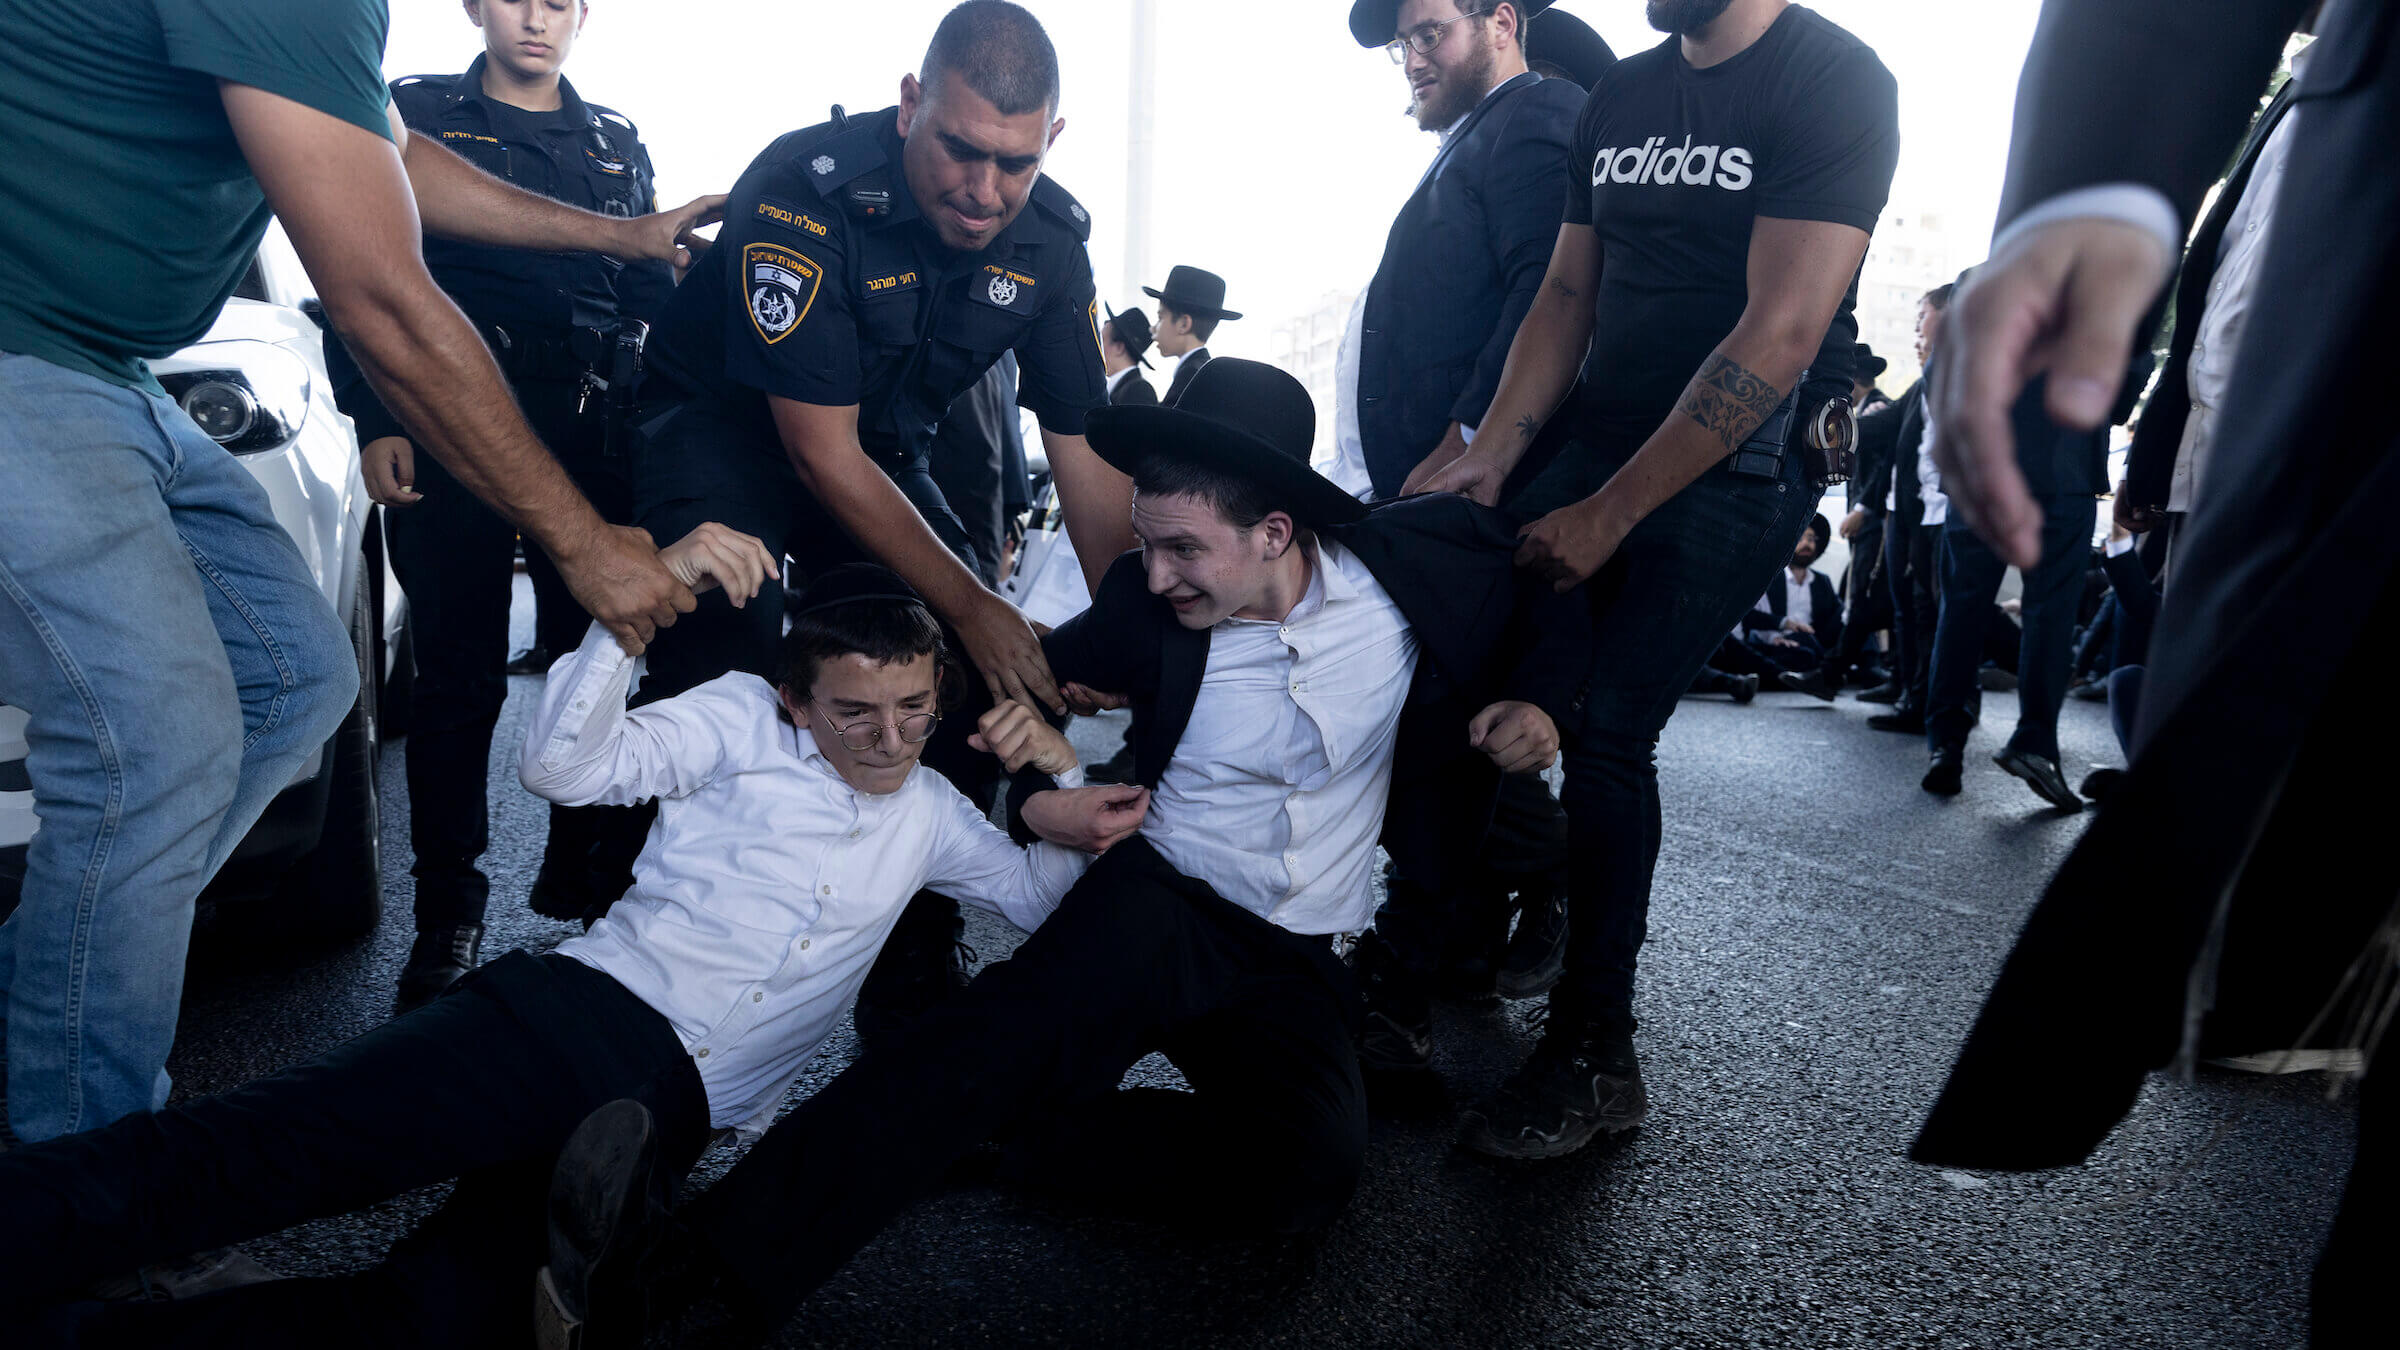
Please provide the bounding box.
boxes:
[157,341,313,455]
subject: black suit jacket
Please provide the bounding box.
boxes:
[1744,569,1843,655]
[1007,494,1586,895]
[1878,381,1930,529]
[1357,73,1588,497]
[1850,380,1916,519]
[1161,347,1210,406]
[1108,370,1160,406]
[2122,78,2299,512]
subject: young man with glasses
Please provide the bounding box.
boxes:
[0,552,1149,1346]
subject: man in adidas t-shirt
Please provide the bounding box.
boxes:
[1404,0,1897,1158]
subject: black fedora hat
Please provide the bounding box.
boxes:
[1141,265,1242,321]
[1087,358,1367,528]
[1852,342,1889,381]
[1349,0,1555,48]
[1104,303,1155,369]
[1525,6,1615,87]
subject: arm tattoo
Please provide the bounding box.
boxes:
[1677,353,1784,453]
[1514,414,1541,450]
[1545,276,1580,301]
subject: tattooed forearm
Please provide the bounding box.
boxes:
[1546,276,1580,301]
[1514,414,1541,450]
[1677,353,1784,452]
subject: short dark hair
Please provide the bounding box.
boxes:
[773,597,955,723]
[1162,304,1220,344]
[1921,283,1954,312]
[1134,458,1281,532]
[921,1,1060,117]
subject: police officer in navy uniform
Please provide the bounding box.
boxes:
[630,1,1133,1038]
[333,0,677,1011]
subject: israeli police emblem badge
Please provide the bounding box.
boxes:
[986,273,1020,307]
[810,154,836,176]
[744,242,823,345]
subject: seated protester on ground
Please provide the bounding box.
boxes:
[586,359,1582,1343]
[0,548,1148,1348]
[1736,513,1842,673]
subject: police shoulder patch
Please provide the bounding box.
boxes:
[745,242,825,346]
[1027,174,1092,242]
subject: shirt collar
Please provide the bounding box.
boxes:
[456,53,593,126]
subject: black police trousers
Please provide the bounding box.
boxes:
[685,837,1368,1331]
[384,373,633,929]
[0,952,709,1349]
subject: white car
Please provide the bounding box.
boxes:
[0,224,408,941]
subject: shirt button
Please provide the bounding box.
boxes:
[696,1048,710,1059]
[573,700,587,711]
[753,991,764,1003]
[800,938,811,951]
[849,830,860,839]
[821,885,832,895]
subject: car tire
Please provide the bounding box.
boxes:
[275,578,383,943]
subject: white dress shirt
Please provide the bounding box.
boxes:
[1322,288,1377,500]
[1140,539,1419,936]
[1104,364,1137,400]
[1783,567,1815,632]
[520,622,1089,1136]
[1915,410,1949,525]
[2171,44,2312,513]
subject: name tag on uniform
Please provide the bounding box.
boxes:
[971,264,1039,316]
[753,196,832,240]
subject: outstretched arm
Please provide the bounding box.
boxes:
[395,110,723,270]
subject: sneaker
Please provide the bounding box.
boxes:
[1778,669,1841,702]
[87,1247,281,1302]
[1355,933,1434,1073]
[535,1100,671,1350]
[396,923,483,1014]
[1494,890,1568,1000]
[1461,1015,1647,1159]
[1992,745,2083,812]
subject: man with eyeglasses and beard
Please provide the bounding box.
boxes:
[1402,0,1898,1159]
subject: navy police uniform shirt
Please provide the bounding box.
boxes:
[392,54,672,334]
[1563,5,1897,445]
[646,105,1106,470]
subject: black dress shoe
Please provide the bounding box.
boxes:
[536,1100,670,1350]
[528,858,596,922]
[1460,1015,1647,1159]
[1921,749,1963,796]
[505,645,556,677]
[1866,707,1925,734]
[1993,745,2084,812]
[1729,673,1758,704]
[1857,680,1903,704]
[1779,669,1840,702]
[396,923,483,1013]
[2079,767,2127,802]
[1495,889,1568,1000]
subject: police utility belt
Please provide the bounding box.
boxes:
[1723,368,1856,491]
[480,318,651,458]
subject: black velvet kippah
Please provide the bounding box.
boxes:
[791,563,928,619]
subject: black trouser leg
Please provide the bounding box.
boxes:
[687,840,1362,1329]
[1827,519,1888,681]
[383,452,515,929]
[0,952,704,1314]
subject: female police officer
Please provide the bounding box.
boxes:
[335,0,676,1010]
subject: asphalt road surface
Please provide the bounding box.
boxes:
[157,580,2353,1348]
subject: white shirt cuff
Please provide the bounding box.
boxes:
[1050,764,1086,790]
[2104,532,2136,558]
[1991,185,2181,267]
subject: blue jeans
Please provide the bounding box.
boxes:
[1926,499,2091,763]
[1514,440,1817,1030]
[0,352,354,1143]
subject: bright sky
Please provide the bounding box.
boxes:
[384,0,2040,356]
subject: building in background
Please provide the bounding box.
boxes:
[1857,206,1962,395]
[1267,288,1357,460]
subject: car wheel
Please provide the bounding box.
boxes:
[275,577,383,943]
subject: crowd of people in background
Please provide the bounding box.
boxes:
[0,0,2389,1345]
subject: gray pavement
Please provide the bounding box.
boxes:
[159,579,2354,1348]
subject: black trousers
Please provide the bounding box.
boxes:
[1927,505,2091,762]
[1825,516,1888,680]
[0,953,708,1348]
[1375,770,1571,974]
[1883,519,1942,711]
[384,374,632,927]
[687,838,1368,1330]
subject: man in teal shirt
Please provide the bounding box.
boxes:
[0,0,722,1152]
